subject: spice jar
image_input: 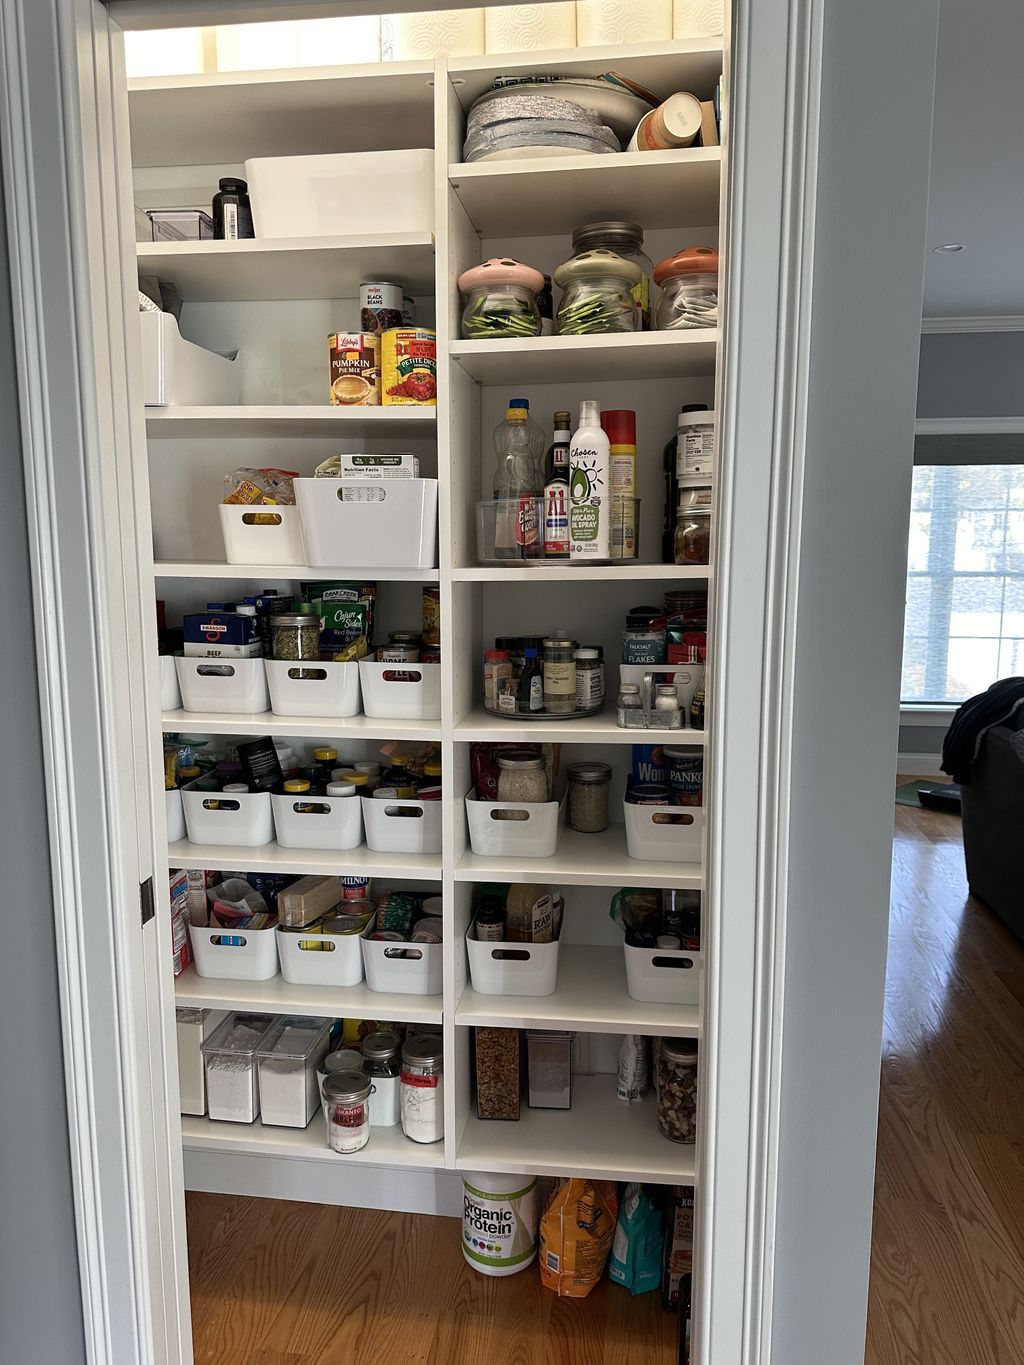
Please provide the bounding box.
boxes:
[497,750,548,805]
[654,247,719,331]
[542,637,577,713]
[674,486,713,565]
[656,1038,699,1143]
[567,761,612,833]
[323,1070,373,1154]
[571,221,655,328]
[484,648,514,713]
[458,258,545,340]
[362,1030,402,1128]
[271,613,321,661]
[617,683,644,729]
[401,1035,444,1144]
[476,1027,521,1121]
[623,607,667,664]
[554,249,642,335]
[574,647,604,711]
[654,684,683,729]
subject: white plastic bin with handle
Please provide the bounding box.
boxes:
[175,657,270,715]
[244,150,434,239]
[295,478,439,569]
[466,931,560,996]
[181,780,275,847]
[219,504,305,567]
[165,788,186,843]
[271,791,364,852]
[361,921,443,996]
[189,924,280,981]
[624,944,702,1005]
[464,790,566,858]
[361,796,443,854]
[140,310,239,407]
[623,801,703,862]
[358,660,441,719]
[276,926,365,988]
[159,655,182,711]
[265,660,361,718]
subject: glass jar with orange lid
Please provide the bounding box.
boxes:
[654,247,720,331]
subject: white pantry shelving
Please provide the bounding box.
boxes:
[154,563,440,582]
[454,826,703,889]
[450,331,718,384]
[181,1113,446,1171]
[162,709,442,742]
[454,707,706,746]
[146,406,437,439]
[168,839,442,881]
[176,963,442,1026]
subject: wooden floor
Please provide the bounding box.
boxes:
[186,796,1024,1364]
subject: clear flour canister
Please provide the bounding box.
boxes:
[401,1034,444,1143]
[462,1172,540,1276]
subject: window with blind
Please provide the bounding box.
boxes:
[902,463,1024,703]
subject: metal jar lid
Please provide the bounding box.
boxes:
[572,220,645,252]
[322,1070,372,1104]
[497,749,545,770]
[661,1037,699,1063]
[323,1049,363,1074]
[389,630,423,644]
[361,1029,402,1062]
[270,613,318,627]
[402,1034,444,1068]
[567,761,612,785]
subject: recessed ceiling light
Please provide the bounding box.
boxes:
[932,243,965,253]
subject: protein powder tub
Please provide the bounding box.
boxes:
[462,1173,539,1277]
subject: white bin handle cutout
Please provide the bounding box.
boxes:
[202,798,240,812]
[652,810,696,826]
[488,807,530,823]
[209,934,247,948]
[651,955,697,971]
[291,801,331,816]
[489,947,532,962]
[297,938,337,953]
[384,945,423,960]
[381,669,423,684]
[383,805,423,819]
[286,666,328,681]
[240,510,283,526]
[195,664,237,678]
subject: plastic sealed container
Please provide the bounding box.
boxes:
[571,222,655,328]
[654,247,720,331]
[458,258,545,339]
[462,1172,539,1277]
[256,1015,331,1128]
[554,249,642,335]
[202,1012,274,1124]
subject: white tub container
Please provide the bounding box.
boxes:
[140,310,239,407]
[466,931,560,997]
[358,659,441,720]
[189,923,280,981]
[265,659,361,718]
[165,788,186,843]
[623,801,703,862]
[464,790,566,858]
[181,779,274,847]
[218,503,305,567]
[277,926,366,988]
[159,654,182,711]
[361,921,443,996]
[271,790,364,852]
[295,477,438,569]
[576,0,672,44]
[244,150,434,239]
[362,795,443,855]
[624,944,702,1005]
[175,657,270,715]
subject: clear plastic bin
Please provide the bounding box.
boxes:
[256,1015,331,1128]
[202,1012,274,1123]
[476,497,640,565]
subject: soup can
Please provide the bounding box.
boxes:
[380,327,437,406]
[663,747,704,806]
[627,781,673,805]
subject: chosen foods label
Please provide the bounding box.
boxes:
[463,1180,539,1269]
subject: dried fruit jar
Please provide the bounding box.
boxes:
[458,258,545,339]
[656,1037,699,1143]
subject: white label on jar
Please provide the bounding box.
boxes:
[401,1071,444,1143]
[543,660,575,698]
[223,202,238,241]
[677,425,715,480]
[576,666,604,709]
[328,1101,370,1153]
[463,1179,539,1272]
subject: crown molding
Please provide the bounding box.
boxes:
[921,314,1024,334]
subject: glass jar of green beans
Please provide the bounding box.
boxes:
[457,257,545,340]
[553,248,643,336]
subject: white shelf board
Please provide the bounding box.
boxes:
[450,331,718,385]
[456,945,699,1037]
[453,563,710,582]
[168,839,441,880]
[145,406,437,439]
[454,707,706,746]
[450,148,720,236]
[153,562,439,582]
[174,962,442,1025]
[136,234,435,302]
[162,709,441,742]
[455,824,702,889]
[456,1076,695,1185]
[181,1113,444,1171]
[128,61,436,168]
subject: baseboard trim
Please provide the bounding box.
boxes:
[897,753,945,777]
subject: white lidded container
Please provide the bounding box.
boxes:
[256,1015,331,1128]
[462,1172,540,1276]
[202,1012,274,1123]
[244,150,434,239]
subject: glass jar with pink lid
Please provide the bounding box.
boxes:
[457,257,545,339]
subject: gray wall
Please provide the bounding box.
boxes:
[0,176,87,1362]
[918,332,1024,418]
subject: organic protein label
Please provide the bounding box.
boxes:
[463,1178,539,1275]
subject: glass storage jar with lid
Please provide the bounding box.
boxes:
[567,761,612,832]
[401,1034,444,1144]
[654,247,720,331]
[674,486,713,565]
[571,221,655,328]
[457,257,545,339]
[496,750,548,806]
[656,1037,699,1143]
[553,249,643,335]
[271,613,321,661]
[322,1070,373,1154]
[361,1029,402,1127]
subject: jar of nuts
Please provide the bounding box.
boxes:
[656,1037,698,1143]
[475,1027,520,1120]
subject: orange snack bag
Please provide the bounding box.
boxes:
[538,1178,619,1298]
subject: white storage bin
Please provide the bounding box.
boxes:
[218,503,305,568]
[361,921,443,996]
[624,801,703,862]
[276,926,365,988]
[358,659,441,720]
[244,150,434,239]
[362,795,443,855]
[165,788,186,843]
[175,657,270,715]
[624,944,702,1005]
[140,311,240,407]
[271,791,364,852]
[266,659,361,718]
[294,478,439,570]
[464,790,566,858]
[159,654,182,711]
[181,779,275,847]
[466,931,560,997]
[189,922,280,981]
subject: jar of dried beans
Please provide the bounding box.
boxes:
[656,1038,698,1143]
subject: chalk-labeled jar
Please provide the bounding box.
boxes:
[401,1035,444,1144]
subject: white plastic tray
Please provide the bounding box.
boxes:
[265,659,361,718]
[358,659,441,719]
[218,503,305,567]
[181,780,275,847]
[189,923,279,981]
[361,796,443,855]
[159,654,182,711]
[466,931,560,997]
[464,790,565,858]
[624,944,702,1005]
[295,478,438,569]
[277,926,365,988]
[175,657,270,714]
[271,791,364,852]
[165,788,186,843]
[361,921,443,996]
[623,801,703,862]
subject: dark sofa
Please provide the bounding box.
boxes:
[961,715,1024,943]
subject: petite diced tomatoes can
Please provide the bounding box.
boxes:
[380,327,437,406]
